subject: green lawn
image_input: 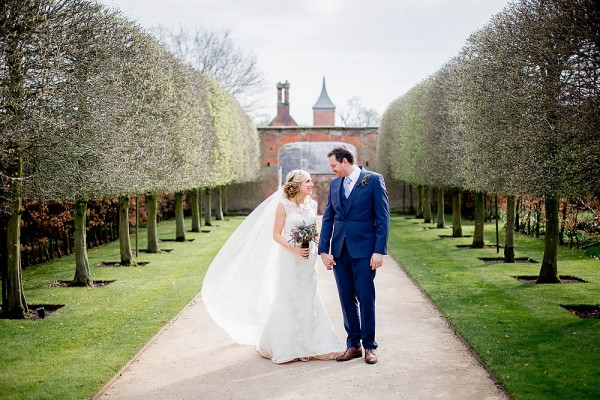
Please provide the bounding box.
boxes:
[389,215,600,400]
[0,217,243,400]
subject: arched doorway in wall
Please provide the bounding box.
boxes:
[278,142,357,213]
[278,141,358,185]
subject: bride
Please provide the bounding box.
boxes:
[201,169,343,363]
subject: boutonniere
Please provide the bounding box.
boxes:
[357,174,372,188]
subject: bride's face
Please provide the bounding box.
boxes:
[298,175,314,196]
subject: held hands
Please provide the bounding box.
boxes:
[320,253,336,270]
[320,253,383,270]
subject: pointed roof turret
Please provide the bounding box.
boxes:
[312,77,335,109]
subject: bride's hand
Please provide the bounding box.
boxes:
[286,243,309,257]
[293,246,310,258]
[299,247,310,257]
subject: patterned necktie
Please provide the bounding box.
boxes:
[344,177,352,198]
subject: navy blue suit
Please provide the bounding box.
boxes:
[318,167,390,349]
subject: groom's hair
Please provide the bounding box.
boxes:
[328,146,354,164]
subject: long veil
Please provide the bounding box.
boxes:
[201,188,285,345]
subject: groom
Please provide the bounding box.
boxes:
[319,146,390,365]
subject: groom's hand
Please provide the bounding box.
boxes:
[320,253,335,270]
[370,253,384,270]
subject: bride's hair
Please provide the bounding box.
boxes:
[283,169,310,199]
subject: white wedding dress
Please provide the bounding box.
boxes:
[201,189,343,364]
[256,197,343,363]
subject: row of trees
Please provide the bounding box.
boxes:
[0,0,260,318]
[378,0,599,282]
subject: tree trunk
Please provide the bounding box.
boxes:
[504,195,516,263]
[535,202,541,238]
[416,184,423,218]
[495,195,500,253]
[223,186,228,216]
[515,197,521,232]
[204,188,212,226]
[472,191,485,248]
[146,193,160,253]
[436,187,445,228]
[175,192,186,241]
[190,189,200,232]
[4,152,27,318]
[71,199,92,286]
[422,186,431,223]
[559,199,567,246]
[119,195,136,266]
[537,195,561,283]
[451,188,463,237]
[409,184,414,214]
[216,187,224,221]
[402,182,406,213]
[1,214,8,310]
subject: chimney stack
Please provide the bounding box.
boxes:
[269,81,298,127]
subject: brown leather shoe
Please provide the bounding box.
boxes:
[336,347,363,362]
[365,349,377,364]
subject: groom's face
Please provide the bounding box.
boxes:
[328,155,350,178]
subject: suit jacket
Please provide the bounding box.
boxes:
[318,167,390,259]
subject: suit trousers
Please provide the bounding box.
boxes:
[333,241,377,350]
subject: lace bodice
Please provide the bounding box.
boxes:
[280,197,318,238]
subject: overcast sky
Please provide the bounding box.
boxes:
[100,0,509,126]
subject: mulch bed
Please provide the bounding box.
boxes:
[561,305,600,319]
[513,275,588,285]
[455,244,501,249]
[97,262,150,267]
[138,249,173,253]
[479,257,537,264]
[48,280,116,287]
[439,235,473,238]
[0,304,65,320]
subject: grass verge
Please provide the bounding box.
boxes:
[389,215,600,400]
[0,217,243,400]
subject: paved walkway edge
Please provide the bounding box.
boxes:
[92,294,200,400]
[389,250,511,399]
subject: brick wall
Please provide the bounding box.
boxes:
[225,126,409,214]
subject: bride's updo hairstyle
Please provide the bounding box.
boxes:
[283,169,309,199]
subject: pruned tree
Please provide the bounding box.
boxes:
[455,0,600,280]
[0,0,83,316]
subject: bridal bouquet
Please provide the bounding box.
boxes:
[289,224,319,258]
